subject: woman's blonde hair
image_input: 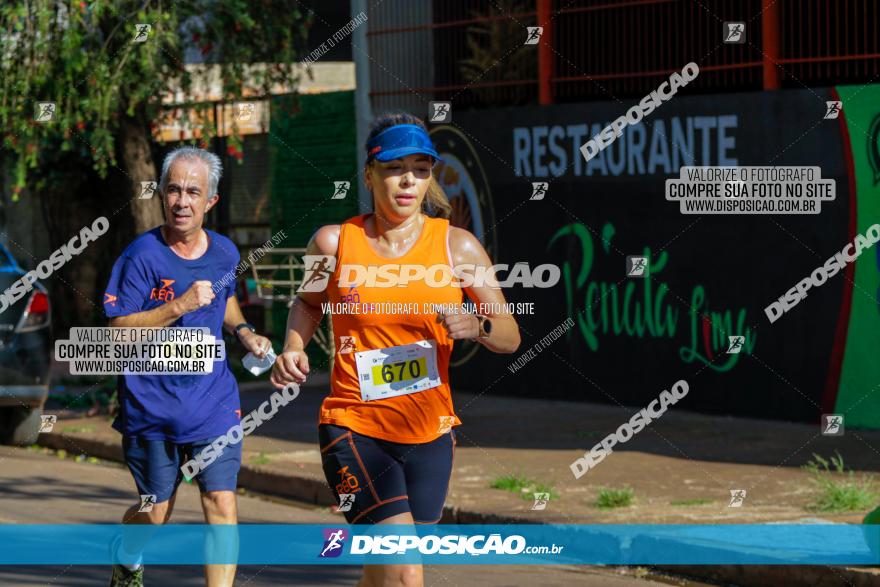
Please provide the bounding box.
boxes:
[365,112,452,219]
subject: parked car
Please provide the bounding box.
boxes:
[0,242,51,445]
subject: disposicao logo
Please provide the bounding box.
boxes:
[319,528,348,558]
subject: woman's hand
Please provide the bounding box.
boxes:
[270,349,310,388]
[437,312,480,340]
[447,226,522,354]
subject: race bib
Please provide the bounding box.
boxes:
[355,339,441,401]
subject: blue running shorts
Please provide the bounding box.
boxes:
[123,436,242,503]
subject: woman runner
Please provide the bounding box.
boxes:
[271,112,521,587]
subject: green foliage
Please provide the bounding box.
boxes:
[489,473,560,500]
[61,425,95,434]
[595,486,634,509]
[670,498,712,507]
[0,1,311,195]
[250,451,271,465]
[802,452,879,512]
[49,383,114,409]
[459,0,537,107]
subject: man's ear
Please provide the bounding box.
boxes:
[206,194,220,211]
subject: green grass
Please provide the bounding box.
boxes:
[802,452,879,512]
[62,425,94,434]
[489,474,560,501]
[670,498,712,507]
[250,452,271,465]
[595,486,634,509]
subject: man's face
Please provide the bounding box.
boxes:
[162,158,218,234]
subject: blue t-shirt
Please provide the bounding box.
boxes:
[103,227,241,442]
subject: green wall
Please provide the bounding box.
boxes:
[268,91,358,367]
[833,84,880,427]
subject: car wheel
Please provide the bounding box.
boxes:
[0,406,42,445]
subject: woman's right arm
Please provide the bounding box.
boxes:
[270,225,340,388]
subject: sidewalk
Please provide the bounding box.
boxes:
[42,372,880,524]
[37,374,880,585]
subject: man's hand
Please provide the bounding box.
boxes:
[437,312,480,340]
[239,331,272,358]
[271,349,310,387]
[173,280,215,315]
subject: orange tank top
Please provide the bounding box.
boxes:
[319,214,464,443]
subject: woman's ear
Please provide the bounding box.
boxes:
[364,164,373,191]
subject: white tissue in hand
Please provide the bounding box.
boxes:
[242,349,277,376]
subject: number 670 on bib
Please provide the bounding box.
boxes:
[355,340,441,401]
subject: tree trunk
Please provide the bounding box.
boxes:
[32,112,160,335]
[37,167,122,335]
[118,112,163,233]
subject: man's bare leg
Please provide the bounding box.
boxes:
[200,490,238,587]
[118,491,178,561]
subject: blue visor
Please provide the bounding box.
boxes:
[366,124,443,164]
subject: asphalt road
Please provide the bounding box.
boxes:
[0,445,702,586]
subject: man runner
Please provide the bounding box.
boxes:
[103,147,271,587]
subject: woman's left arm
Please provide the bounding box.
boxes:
[439,226,521,354]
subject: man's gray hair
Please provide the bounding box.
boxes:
[159,146,223,197]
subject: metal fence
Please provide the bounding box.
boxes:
[367,0,880,112]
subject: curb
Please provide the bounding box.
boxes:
[36,431,531,524]
[35,432,879,586]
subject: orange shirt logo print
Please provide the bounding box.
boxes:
[438,416,456,434]
[150,279,176,303]
[335,465,361,495]
[338,336,357,354]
